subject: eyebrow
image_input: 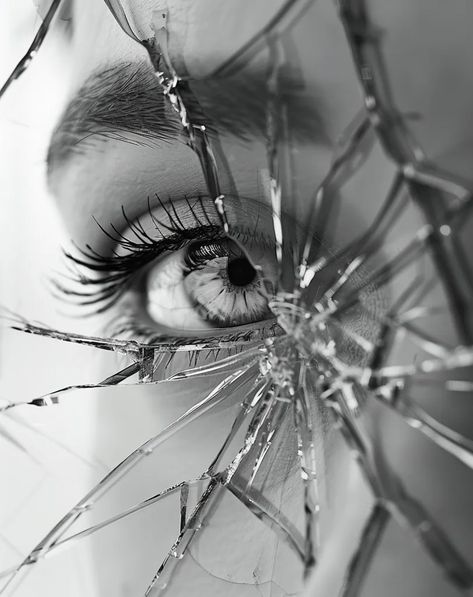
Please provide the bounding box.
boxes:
[47,62,177,174]
[47,61,328,177]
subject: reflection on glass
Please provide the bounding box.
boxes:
[1,1,473,596]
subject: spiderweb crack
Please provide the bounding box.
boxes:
[1,0,473,595]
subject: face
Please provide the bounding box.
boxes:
[2,1,473,596]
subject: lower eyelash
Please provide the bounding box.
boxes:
[104,312,282,377]
[105,310,282,345]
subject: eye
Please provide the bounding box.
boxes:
[145,237,273,330]
[57,196,280,341]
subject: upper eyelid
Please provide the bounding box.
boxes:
[102,194,276,256]
[86,195,222,258]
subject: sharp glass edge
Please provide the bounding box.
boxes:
[179,483,190,532]
[293,366,320,575]
[338,0,473,342]
[1,368,271,587]
[144,478,222,596]
[332,388,473,592]
[266,36,286,284]
[338,504,390,597]
[299,112,372,281]
[1,478,206,579]
[205,375,271,477]
[376,393,473,471]
[8,321,271,353]
[0,362,141,413]
[0,366,256,594]
[226,481,306,561]
[147,11,231,235]
[0,0,63,100]
[144,380,309,595]
[211,0,318,78]
[301,163,403,289]
[0,340,268,413]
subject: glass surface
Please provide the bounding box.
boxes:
[1,0,473,596]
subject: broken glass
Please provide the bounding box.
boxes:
[1,0,473,596]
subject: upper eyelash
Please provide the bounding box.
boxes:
[52,196,224,313]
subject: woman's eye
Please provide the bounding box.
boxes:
[59,196,281,340]
[145,238,273,330]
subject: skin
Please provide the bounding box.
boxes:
[5,0,473,595]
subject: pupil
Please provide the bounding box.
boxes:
[227,257,257,286]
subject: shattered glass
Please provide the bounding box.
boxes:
[1,0,473,596]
